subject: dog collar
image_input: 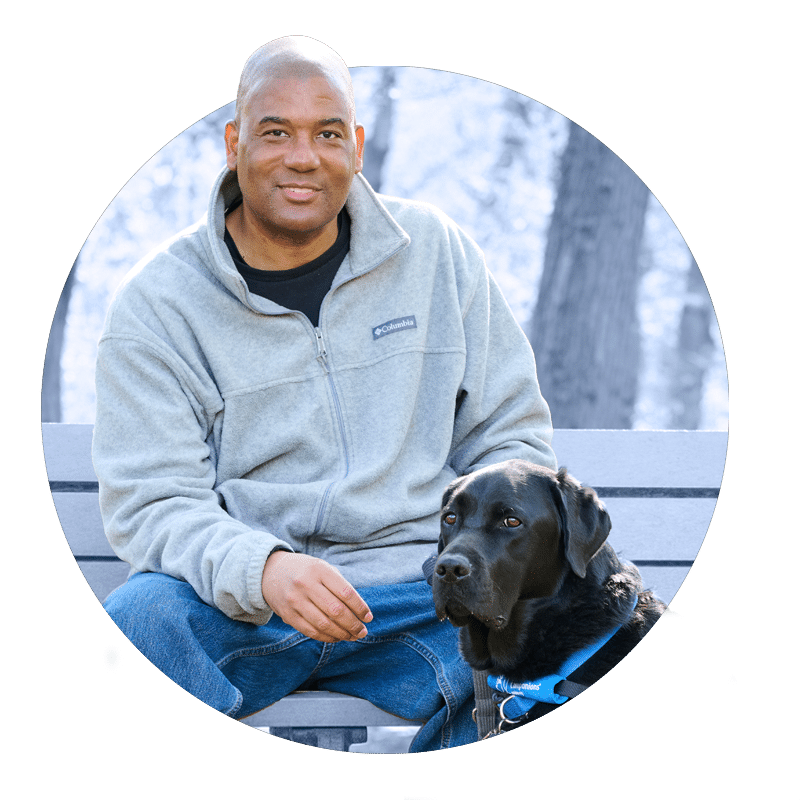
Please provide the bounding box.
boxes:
[487,590,640,721]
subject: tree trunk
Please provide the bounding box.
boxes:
[668,254,715,429]
[41,261,77,422]
[360,67,396,194]
[528,122,649,429]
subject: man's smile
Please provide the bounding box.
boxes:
[278,184,321,202]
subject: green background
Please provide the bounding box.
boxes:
[9,0,800,800]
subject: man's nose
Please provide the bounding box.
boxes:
[284,135,320,170]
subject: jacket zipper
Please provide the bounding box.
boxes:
[313,326,350,535]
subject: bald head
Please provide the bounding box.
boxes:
[223,36,365,262]
[235,36,356,127]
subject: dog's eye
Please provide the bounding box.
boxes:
[443,513,457,525]
[503,517,522,528]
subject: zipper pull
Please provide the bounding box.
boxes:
[315,328,329,370]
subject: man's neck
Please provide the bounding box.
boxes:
[225,203,339,271]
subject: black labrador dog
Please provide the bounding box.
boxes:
[431,459,665,726]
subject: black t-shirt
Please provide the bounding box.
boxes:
[223,205,351,328]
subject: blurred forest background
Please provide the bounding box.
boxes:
[41,66,727,430]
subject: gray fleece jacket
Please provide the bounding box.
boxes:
[93,168,556,625]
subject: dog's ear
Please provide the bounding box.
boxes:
[552,467,611,578]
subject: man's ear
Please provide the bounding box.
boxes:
[553,468,611,578]
[354,125,365,174]
[224,120,239,171]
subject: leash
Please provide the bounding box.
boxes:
[477,590,640,737]
[423,554,501,737]
[472,669,498,739]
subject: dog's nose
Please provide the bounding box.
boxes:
[435,554,472,583]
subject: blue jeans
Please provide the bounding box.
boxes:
[103,572,478,751]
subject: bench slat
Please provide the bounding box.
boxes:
[604,497,715,560]
[43,426,728,489]
[637,565,690,605]
[52,493,714,563]
[551,429,726,488]
[51,493,115,556]
[42,424,95,481]
[74,560,131,603]
[240,691,422,728]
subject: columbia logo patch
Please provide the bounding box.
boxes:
[373,315,417,340]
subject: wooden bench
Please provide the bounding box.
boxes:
[42,424,726,751]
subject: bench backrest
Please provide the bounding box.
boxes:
[42,424,726,606]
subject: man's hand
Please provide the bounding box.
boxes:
[261,551,372,643]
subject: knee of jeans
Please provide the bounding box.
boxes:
[104,572,195,636]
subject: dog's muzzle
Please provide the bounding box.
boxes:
[432,551,509,630]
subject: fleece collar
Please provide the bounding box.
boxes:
[204,169,410,313]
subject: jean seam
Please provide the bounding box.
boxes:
[222,686,244,717]
[214,631,308,670]
[306,641,336,682]
[360,632,458,749]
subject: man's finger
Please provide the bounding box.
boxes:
[288,604,358,642]
[307,584,371,640]
[281,615,342,643]
[320,571,373,624]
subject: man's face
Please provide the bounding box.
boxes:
[225,71,364,243]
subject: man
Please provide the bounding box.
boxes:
[96,36,556,751]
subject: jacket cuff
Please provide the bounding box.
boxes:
[224,538,296,625]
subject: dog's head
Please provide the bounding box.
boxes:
[432,460,611,631]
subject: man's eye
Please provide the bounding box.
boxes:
[503,517,522,528]
[319,131,340,139]
[443,513,457,525]
[265,130,288,137]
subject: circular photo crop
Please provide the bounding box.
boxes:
[41,48,727,754]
